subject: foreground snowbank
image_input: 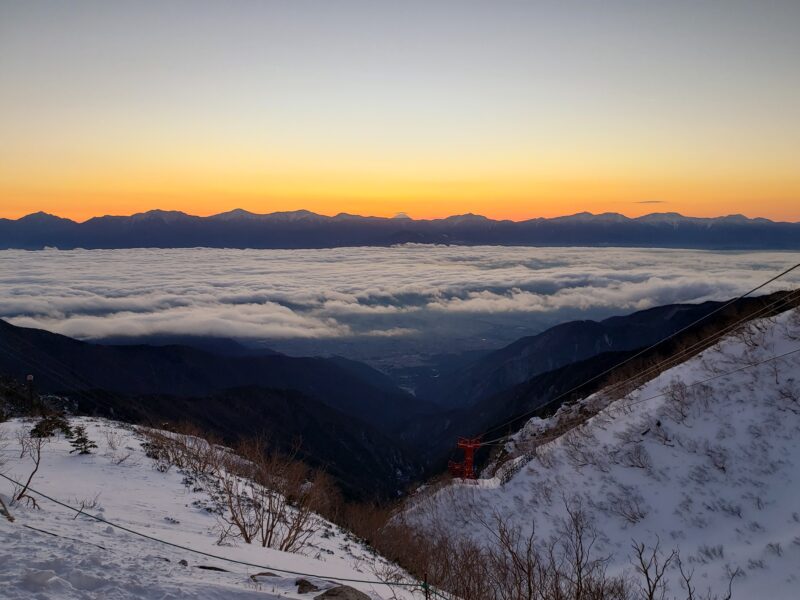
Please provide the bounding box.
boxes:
[0,418,419,599]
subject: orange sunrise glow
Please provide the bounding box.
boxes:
[1,2,798,222]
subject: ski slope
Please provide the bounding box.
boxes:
[0,419,420,600]
[406,308,800,599]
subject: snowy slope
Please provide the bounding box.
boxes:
[406,308,800,599]
[0,419,421,599]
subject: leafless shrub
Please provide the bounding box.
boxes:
[696,544,724,563]
[104,428,122,452]
[215,438,330,554]
[747,558,765,570]
[687,464,713,486]
[0,496,13,522]
[111,451,133,466]
[615,422,645,446]
[369,560,416,599]
[361,495,744,600]
[775,385,800,414]
[676,435,699,454]
[138,424,328,555]
[786,307,800,339]
[72,493,102,518]
[535,445,558,469]
[703,443,728,474]
[731,321,767,350]
[0,427,10,522]
[534,481,555,507]
[651,423,673,447]
[703,499,742,519]
[603,369,645,402]
[139,428,178,472]
[392,496,631,600]
[663,381,692,424]
[619,443,653,471]
[606,485,648,525]
[766,541,782,556]
[139,424,227,477]
[562,428,608,472]
[744,493,765,511]
[0,428,7,471]
[717,501,742,519]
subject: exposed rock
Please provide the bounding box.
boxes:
[314,585,371,599]
[196,565,228,572]
[296,578,321,593]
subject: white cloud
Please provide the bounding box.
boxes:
[0,246,796,353]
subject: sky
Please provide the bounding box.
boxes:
[1,1,799,222]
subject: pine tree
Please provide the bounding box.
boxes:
[31,414,73,439]
[69,425,98,455]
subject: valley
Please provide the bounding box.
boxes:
[2,286,799,599]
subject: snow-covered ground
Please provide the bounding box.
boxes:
[0,419,421,599]
[406,308,800,599]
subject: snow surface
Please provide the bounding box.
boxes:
[0,419,420,599]
[406,308,800,599]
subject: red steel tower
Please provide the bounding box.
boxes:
[448,437,481,479]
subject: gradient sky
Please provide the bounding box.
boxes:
[1,0,799,222]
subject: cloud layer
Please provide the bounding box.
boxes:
[1,246,797,357]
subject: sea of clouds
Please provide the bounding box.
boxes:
[1,246,797,357]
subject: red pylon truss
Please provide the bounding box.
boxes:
[448,437,481,479]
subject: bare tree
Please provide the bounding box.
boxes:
[0,424,12,521]
[554,496,620,600]
[630,537,677,600]
[12,429,48,507]
[0,425,12,521]
[216,463,261,545]
[425,497,628,600]
[677,554,740,600]
[0,496,12,522]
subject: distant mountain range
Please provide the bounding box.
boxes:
[2,209,799,249]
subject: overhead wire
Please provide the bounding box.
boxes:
[569,287,800,407]
[475,262,800,445]
[0,330,114,410]
[480,345,800,449]
[2,262,800,599]
[0,471,426,592]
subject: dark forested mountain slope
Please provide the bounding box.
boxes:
[420,293,794,408]
[0,319,429,434]
[73,385,420,499]
[408,290,800,465]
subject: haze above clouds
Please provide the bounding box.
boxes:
[1,246,797,360]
